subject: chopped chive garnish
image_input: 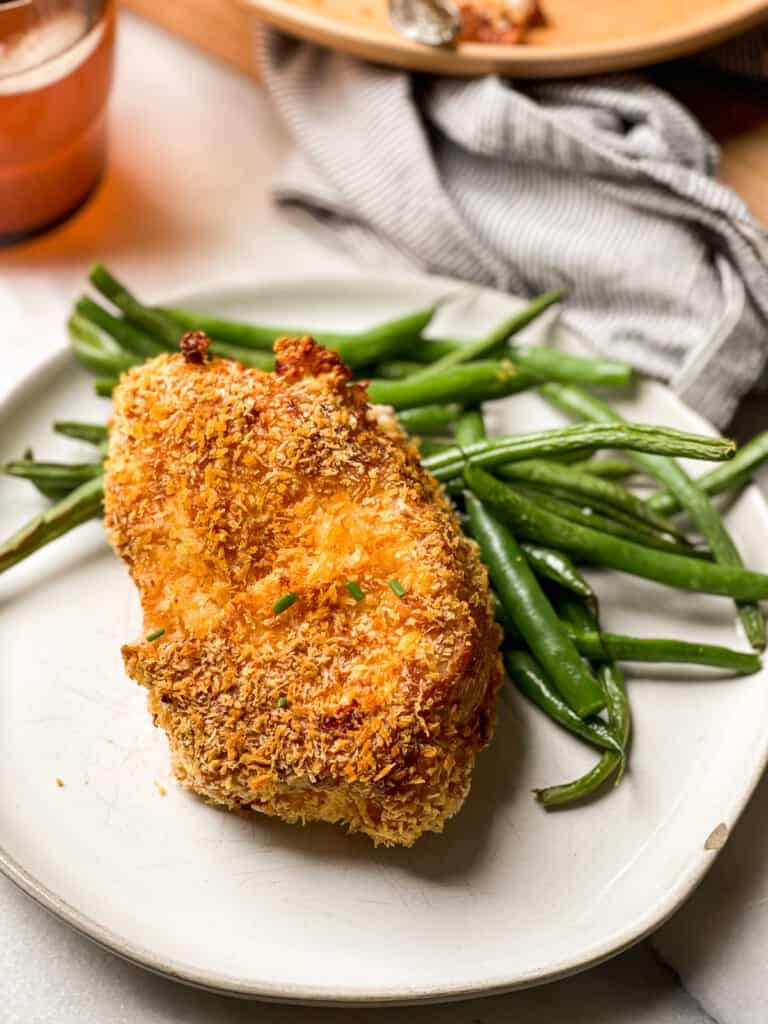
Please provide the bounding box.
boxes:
[276,696,288,708]
[273,592,298,615]
[146,627,165,642]
[388,579,407,599]
[346,581,365,601]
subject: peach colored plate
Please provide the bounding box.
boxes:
[241,0,767,76]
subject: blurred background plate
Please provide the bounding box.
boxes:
[239,0,767,76]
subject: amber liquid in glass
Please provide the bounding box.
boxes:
[0,2,115,242]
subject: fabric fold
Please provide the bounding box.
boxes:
[259,29,768,427]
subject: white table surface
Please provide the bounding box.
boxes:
[0,12,741,1023]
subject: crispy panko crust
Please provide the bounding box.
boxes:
[105,336,503,846]
[458,0,542,43]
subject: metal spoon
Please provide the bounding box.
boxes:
[388,0,462,47]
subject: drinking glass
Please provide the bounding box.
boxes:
[0,0,116,243]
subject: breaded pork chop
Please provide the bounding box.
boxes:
[105,334,503,846]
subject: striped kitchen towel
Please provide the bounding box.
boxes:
[259,29,768,428]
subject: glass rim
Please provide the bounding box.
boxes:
[0,0,110,84]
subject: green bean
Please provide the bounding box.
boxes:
[520,544,595,602]
[540,383,765,651]
[563,626,761,674]
[405,338,464,364]
[412,291,566,377]
[511,347,632,388]
[599,663,631,772]
[452,419,596,613]
[497,459,684,540]
[648,431,768,515]
[449,408,487,504]
[557,594,602,640]
[465,492,605,717]
[3,460,103,500]
[455,409,487,448]
[158,307,307,349]
[550,600,628,803]
[396,404,463,434]
[465,466,768,601]
[569,458,637,479]
[372,360,425,380]
[418,439,453,458]
[94,378,118,397]
[6,478,66,502]
[206,341,274,371]
[4,459,102,480]
[423,423,734,481]
[503,650,619,753]
[53,422,109,446]
[0,476,104,575]
[161,303,437,370]
[542,450,591,466]
[536,664,630,807]
[508,482,698,557]
[68,315,137,377]
[457,401,548,621]
[558,494,693,548]
[90,264,183,347]
[408,330,627,382]
[409,321,632,386]
[368,360,536,410]
[75,296,167,357]
[333,308,440,369]
[536,750,620,806]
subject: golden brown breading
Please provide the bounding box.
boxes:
[105,336,503,846]
[458,0,542,43]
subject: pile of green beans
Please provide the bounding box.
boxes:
[496,459,683,539]
[3,265,768,812]
[540,382,766,651]
[467,465,768,601]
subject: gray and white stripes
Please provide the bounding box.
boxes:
[259,30,768,427]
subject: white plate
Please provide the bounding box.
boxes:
[2,274,768,1006]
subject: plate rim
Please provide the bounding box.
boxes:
[2,270,768,1005]
[244,0,768,77]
